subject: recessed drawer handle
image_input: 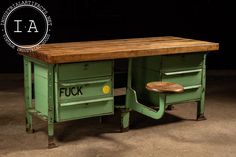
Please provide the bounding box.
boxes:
[60,97,113,107]
[184,85,201,90]
[163,69,202,76]
[60,79,110,86]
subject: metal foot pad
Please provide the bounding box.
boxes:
[120,127,129,133]
[26,128,35,134]
[48,136,57,149]
[197,114,207,121]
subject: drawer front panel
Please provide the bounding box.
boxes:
[58,61,113,81]
[132,56,161,71]
[166,86,202,104]
[162,69,202,87]
[57,77,113,101]
[162,53,204,71]
[57,98,114,122]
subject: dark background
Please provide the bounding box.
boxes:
[0,0,234,72]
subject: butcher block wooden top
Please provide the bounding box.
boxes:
[19,36,219,64]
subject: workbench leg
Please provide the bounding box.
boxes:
[47,65,57,149]
[48,123,56,149]
[120,58,133,132]
[197,100,206,121]
[197,54,207,121]
[24,58,34,133]
[120,110,130,132]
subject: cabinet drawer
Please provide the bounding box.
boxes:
[162,69,202,87]
[166,85,202,104]
[57,77,113,101]
[56,97,114,122]
[132,56,161,71]
[162,53,204,71]
[57,61,113,81]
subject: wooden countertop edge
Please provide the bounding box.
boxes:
[19,41,219,64]
[44,43,219,64]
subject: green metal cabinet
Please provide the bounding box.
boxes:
[34,61,114,122]
[24,57,114,148]
[132,53,205,105]
[119,53,206,131]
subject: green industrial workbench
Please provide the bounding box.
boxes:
[19,36,219,148]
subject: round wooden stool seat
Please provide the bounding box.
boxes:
[146,82,184,93]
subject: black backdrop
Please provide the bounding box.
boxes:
[0,0,235,72]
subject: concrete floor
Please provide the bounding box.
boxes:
[0,72,236,157]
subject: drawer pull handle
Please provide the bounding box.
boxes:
[60,79,110,86]
[184,85,201,90]
[164,69,202,76]
[60,97,113,107]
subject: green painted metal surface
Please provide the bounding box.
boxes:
[33,60,114,122]
[166,87,201,104]
[47,64,55,148]
[132,53,206,105]
[162,69,202,86]
[125,59,166,120]
[57,77,112,101]
[58,61,112,81]
[58,98,114,122]
[24,58,33,133]
[121,110,130,130]
[120,53,207,130]
[197,54,206,119]
[34,64,48,115]
[161,53,203,71]
[127,87,166,119]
